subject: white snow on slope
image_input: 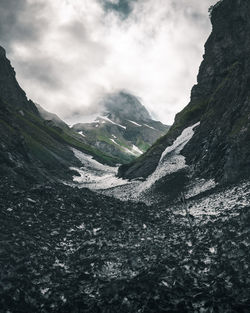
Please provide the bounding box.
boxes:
[132,145,143,155]
[122,146,139,156]
[100,116,126,129]
[128,120,142,127]
[78,131,86,137]
[160,122,200,162]
[70,149,129,190]
[144,124,156,130]
[110,138,119,145]
[109,139,142,156]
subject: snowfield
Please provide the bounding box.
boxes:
[99,116,126,129]
[128,120,142,127]
[108,139,143,156]
[70,149,129,190]
[78,131,86,137]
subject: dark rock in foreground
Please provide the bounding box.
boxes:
[0,179,249,312]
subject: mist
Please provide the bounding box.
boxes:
[0,0,218,125]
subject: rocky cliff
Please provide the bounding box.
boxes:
[119,0,250,184]
[0,46,34,111]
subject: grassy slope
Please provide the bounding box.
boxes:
[21,110,121,165]
[0,100,122,183]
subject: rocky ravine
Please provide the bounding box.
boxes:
[1,1,250,312]
[119,0,250,185]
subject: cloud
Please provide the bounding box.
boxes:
[0,0,47,48]
[0,0,218,125]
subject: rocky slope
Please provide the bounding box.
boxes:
[119,0,250,186]
[35,103,69,130]
[0,46,121,185]
[72,91,169,163]
[1,177,250,312]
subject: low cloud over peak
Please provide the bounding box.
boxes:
[0,0,218,125]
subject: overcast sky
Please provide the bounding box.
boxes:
[0,0,218,124]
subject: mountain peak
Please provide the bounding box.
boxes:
[72,91,169,164]
[0,45,30,108]
[102,91,151,122]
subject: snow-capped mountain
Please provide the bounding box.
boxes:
[72,91,170,164]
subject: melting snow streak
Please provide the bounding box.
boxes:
[137,122,200,193]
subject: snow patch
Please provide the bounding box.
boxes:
[122,146,142,156]
[100,116,126,129]
[144,124,156,130]
[128,120,142,127]
[78,131,86,137]
[70,149,129,190]
[132,145,143,155]
[160,122,200,162]
[109,139,142,156]
[110,138,119,145]
[122,147,137,155]
[136,122,200,195]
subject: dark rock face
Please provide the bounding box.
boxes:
[119,0,250,184]
[183,0,250,183]
[0,47,35,112]
[72,91,169,164]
